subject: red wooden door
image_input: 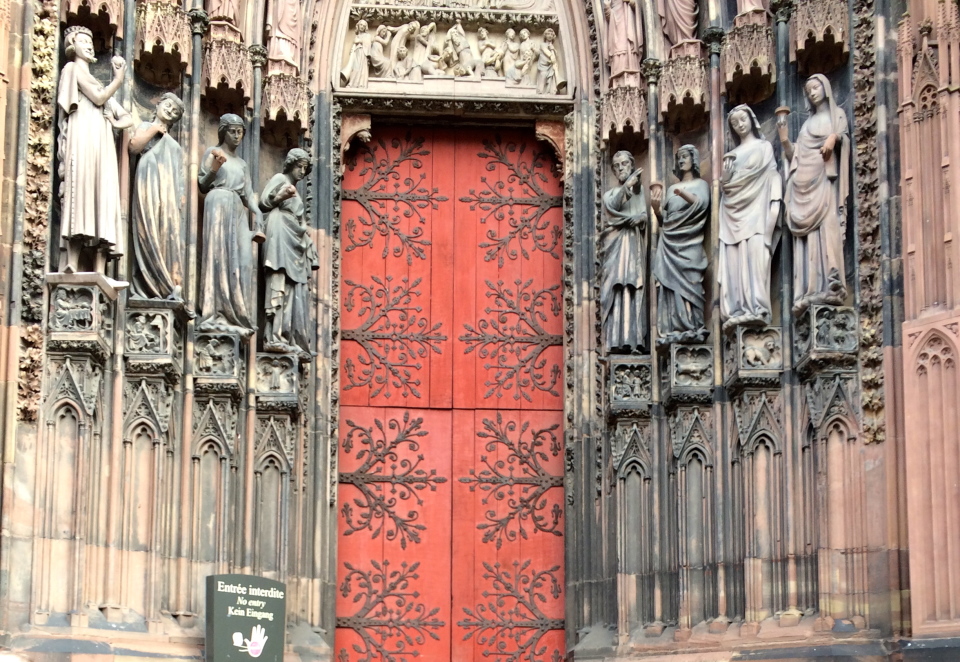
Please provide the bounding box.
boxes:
[336,127,564,662]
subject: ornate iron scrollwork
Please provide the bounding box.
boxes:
[340,413,448,549]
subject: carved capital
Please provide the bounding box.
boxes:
[641,57,662,85]
[188,7,209,35]
[249,44,268,68]
[770,0,794,23]
[703,26,725,54]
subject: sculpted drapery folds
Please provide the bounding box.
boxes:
[603,0,642,88]
[265,0,302,75]
[719,104,782,330]
[602,150,648,353]
[779,74,849,314]
[129,93,187,301]
[341,20,371,87]
[652,145,709,344]
[260,149,319,355]
[57,26,133,275]
[658,0,699,51]
[198,114,264,336]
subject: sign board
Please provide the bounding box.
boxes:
[206,574,286,662]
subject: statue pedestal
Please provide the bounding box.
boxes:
[793,304,858,376]
[660,343,714,406]
[124,298,189,383]
[723,325,783,391]
[47,272,121,360]
[607,355,653,416]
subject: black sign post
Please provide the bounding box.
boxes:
[206,575,286,662]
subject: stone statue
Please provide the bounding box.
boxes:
[603,0,642,88]
[57,26,133,275]
[447,20,477,76]
[265,0,301,75]
[414,22,443,75]
[500,28,522,82]
[129,93,186,301]
[658,0,698,51]
[536,29,559,94]
[197,114,264,335]
[651,145,709,344]
[206,0,241,28]
[390,21,420,70]
[393,45,419,80]
[341,20,372,87]
[739,0,766,12]
[719,105,782,331]
[478,27,500,76]
[602,150,648,353]
[260,149,319,355]
[778,74,849,314]
[369,25,395,78]
[518,29,537,86]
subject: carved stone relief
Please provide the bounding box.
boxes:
[794,304,858,374]
[601,86,647,146]
[47,277,116,358]
[196,333,243,381]
[733,388,783,449]
[123,378,174,433]
[192,397,239,457]
[662,344,714,404]
[612,418,651,473]
[255,354,300,407]
[608,356,652,414]
[669,406,714,461]
[804,371,859,439]
[338,9,567,97]
[46,356,103,416]
[724,326,783,388]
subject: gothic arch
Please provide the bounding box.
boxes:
[912,329,957,373]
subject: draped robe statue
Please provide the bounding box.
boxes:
[780,74,849,314]
[602,151,648,352]
[603,0,642,88]
[652,145,709,344]
[658,0,698,51]
[260,149,320,354]
[129,93,186,300]
[719,104,782,330]
[265,0,302,75]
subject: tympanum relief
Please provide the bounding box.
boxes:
[338,1,568,97]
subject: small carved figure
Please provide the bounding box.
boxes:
[778,74,849,314]
[265,0,301,75]
[477,27,500,76]
[601,151,648,353]
[390,21,420,69]
[658,0,698,50]
[57,26,133,274]
[744,336,777,367]
[260,149,320,355]
[129,93,186,301]
[198,115,264,336]
[414,22,443,75]
[536,28,560,94]
[518,29,537,86]
[196,337,236,374]
[719,104,782,330]
[369,25,395,77]
[447,20,477,76]
[651,145,709,345]
[393,45,419,79]
[500,28,522,83]
[603,0,642,88]
[341,20,372,87]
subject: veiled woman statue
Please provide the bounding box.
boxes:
[260,149,320,355]
[719,104,781,330]
[658,0,698,51]
[651,145,709,344]
[603,0,642,88]
[778,74,849,314]
[198,114,264,335]
[129,93,186,301]
[57,26,132,274]
[341,20,371,87]
[602,151,648,353]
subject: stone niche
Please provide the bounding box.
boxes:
[336,0,573,101]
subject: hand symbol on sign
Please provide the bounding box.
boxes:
[232,625,269,658]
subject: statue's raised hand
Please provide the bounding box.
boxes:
[111,56,126,79]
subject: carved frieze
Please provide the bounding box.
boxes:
[792,0,848,75]
[608,356,652,415]
[661,344,713,404]
[600,85,647,146]
[723,326,783,390]
[262,73,311,146]
[135,0,191,87]
[659,40,708,134]
[201,38,252,114]
[337,10,568,99]
[794,304,858,375]
[721,9,776,105]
